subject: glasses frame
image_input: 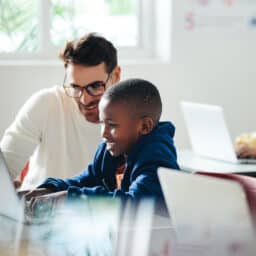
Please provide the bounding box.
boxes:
[63,73,111,98]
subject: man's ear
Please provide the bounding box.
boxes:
[140,117,154,135]
[110,66,121,84]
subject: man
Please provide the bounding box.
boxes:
[0,33,121,189]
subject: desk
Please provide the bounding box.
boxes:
[0,216,50,256]
[178,149,256,176]
[0,212,174,256]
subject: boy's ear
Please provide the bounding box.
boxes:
[139,117,154,135]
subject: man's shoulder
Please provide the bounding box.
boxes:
[24,86,68,109]
[14,86,69,122]
[31,86,64,101]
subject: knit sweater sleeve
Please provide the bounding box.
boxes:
[0,89,54,178]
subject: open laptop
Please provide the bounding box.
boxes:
[181,101,256,164]
[0,149,51,225]
[158,168,256,242]
[0,149,25,223]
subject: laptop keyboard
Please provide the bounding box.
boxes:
[24,201,53,225]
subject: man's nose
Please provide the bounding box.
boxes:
[79,89,94,105]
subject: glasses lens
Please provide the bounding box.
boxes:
[87,82,105,96]
[64,86,81,97]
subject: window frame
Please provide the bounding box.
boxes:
[0,0,156,61]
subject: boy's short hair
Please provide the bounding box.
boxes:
[103,78,162,124]
[59,33,117,74]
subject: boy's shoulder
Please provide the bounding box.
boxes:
[154,121,175,134]
[144,121,176,142]
[128,121,177,160]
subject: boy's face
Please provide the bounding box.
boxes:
[99,98,143,157]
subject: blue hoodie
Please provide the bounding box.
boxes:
[39,121,180,200]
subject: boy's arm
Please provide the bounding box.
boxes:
[64,169,163,200]
[37,164,98,192]
[113,171,162,199]
[45,145,179,200]
[64,153,179,200]
[37,143,106,192]
[28,170,161,214]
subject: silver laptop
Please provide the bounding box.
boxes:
[158,168,256,242]
[0,149,51,225]
[181,101,256,164]
[0,149,25,223]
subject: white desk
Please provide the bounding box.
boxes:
[0,215,51,256]
[0,212,174,256]
[178,149,256,175]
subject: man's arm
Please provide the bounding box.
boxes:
[0,89,53,178]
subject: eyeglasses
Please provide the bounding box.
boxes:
[63,74,110,98]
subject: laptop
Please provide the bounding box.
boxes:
[158,168,256,242]
[181,101,256,164]
[0,149,25,223]
[0,149,51,225]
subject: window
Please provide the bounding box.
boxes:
[0,0,38,53]
[0,0,156,60]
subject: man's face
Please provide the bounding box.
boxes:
[66,63,120,123]
[99,98,142,157]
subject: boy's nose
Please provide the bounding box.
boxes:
[101,124,109,139]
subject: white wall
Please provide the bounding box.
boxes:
[1,0,256,152]
[171,0,256,146]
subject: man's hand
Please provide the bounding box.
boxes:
[18,188,53,201]
[13,180,22,189]
[26,191,68,217]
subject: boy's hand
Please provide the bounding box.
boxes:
[18,188,53,201]
[26,191,68,217]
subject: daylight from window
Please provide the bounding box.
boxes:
[0,0,138,54]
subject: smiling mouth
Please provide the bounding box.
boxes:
[106,141,115,146]
[106,141,116,150]
[85,104,97,110]
[80,102,98,111]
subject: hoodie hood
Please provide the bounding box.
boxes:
[126,121,178,167]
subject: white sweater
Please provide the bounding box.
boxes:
[0,86,101,189]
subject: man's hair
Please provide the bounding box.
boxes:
[103,78,162,125]
[59,33,117,73]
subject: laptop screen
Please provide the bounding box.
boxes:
[0,149,23,221]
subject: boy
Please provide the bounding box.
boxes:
[26,79,179,212]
